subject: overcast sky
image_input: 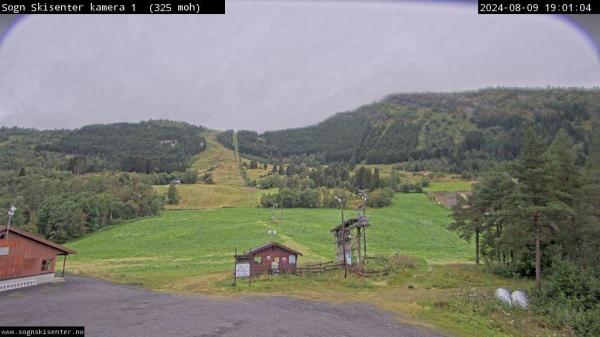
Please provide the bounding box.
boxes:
[0,0,599,132]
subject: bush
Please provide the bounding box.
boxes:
[531,259,600,336]
[399,183,414,193]
[366,188,393,208]
[257,175,279,189]
[201,173,214,184]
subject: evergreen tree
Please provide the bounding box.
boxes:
[510,127,566,288]
[167,183,180,205]
[371,167,381,190]
[449,195,483,264]
[578,125,600,266]
[548,129,583,260]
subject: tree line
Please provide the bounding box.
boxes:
[219,89,600,176]
[0,169,163,243]
[39,120,207,174]
[449,126,600,336]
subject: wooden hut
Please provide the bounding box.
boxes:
[234,242,302,277]
[0,226,76,292]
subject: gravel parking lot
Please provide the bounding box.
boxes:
[0,276,443,337]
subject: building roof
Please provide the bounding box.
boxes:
[330,215,370,233]
[0,226,76,255]
[237,242,303,257]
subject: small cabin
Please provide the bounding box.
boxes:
[0,226,76,292]
[235,242,302,277]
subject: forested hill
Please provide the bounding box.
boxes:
[35,120,206,173]
[219,88,600,173]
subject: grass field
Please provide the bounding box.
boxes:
[66,193,471,287]
[192,130,245,187]
[154,131,274,209]
[64,192,566,337]
[68,137,566,337]
[153,184,272,209]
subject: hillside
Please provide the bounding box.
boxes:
[220,88,600,173]
[154,130,271,209]
[39,120,207,173]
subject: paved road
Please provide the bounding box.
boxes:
[0,276,444,337]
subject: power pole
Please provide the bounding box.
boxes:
[335,196,347,278]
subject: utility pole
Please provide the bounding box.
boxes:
[335,196,347,278]
[270,202,276,222]
[6,206,16,239]
[358,190,368,263]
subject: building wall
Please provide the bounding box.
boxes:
[0,273,56,292]
[0,232,62,281]
[249,246,298,275]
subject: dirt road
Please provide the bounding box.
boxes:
[0,276,444,337]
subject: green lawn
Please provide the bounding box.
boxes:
[66,193,471,288]
[65,193,569,337]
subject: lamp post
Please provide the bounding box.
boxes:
[6,206,16,239]
[334,196,347,278]
[334,196,345,223]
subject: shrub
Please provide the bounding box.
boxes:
[531,259,600,336]
[366,188,393,208]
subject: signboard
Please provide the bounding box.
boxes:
[0,247,8,256]
[235,262,250,278]
[345,252,352,265]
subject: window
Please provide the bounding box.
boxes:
[41,259,52,271]
[0,247,8,256]
[254,256,262,264]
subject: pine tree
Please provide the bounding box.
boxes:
[578,125,600,266]
[548,129,580,203]
[511,127,565,288]
[548,129,583,260]
[167,183,180,205]
[449,195,482,264]
[371,168,381,190]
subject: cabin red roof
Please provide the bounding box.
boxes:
[239,242,303,257]
[0,226,76,255]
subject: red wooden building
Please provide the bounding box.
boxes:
[235,242,302,277]
[0,226,76,292]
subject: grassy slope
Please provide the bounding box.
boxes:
[69,142,566,337]
[65,193,564,337]
[66,194,471,287]
[154,130,270,209]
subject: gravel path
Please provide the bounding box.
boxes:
[0,276,444,337]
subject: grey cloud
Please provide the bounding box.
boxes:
[0,1,598,131]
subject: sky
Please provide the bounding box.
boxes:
[0,0,599,132]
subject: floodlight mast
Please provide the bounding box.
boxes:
[358,190,368,216]
[6,206,16,239]
[334,195,347,277]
